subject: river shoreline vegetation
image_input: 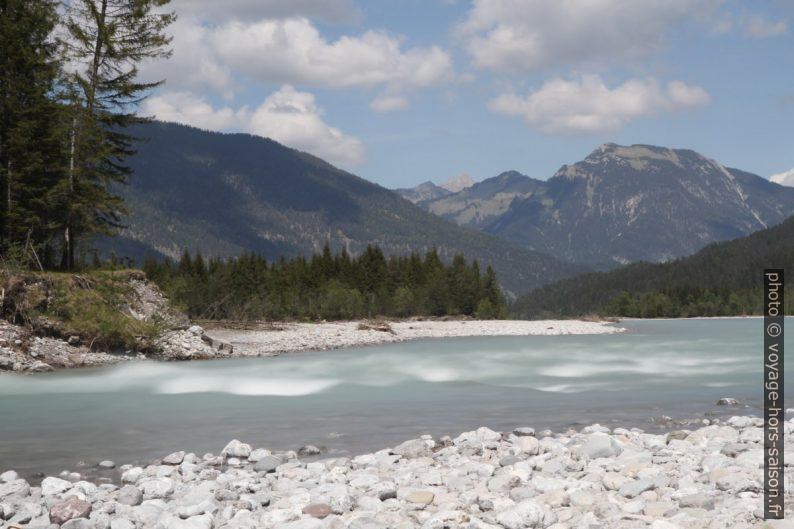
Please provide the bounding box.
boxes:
[143,245,508,321]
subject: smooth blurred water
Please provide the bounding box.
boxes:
[0,318,787,480]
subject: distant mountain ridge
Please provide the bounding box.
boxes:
[439,173,475,193]
[512,214,794,318]
[394,181,451,204]
[413,143,794,266]
[395,174,474,204]
[105,121,586,296]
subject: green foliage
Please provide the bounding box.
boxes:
[1,269,161,350]
[392,287,415,317]
[144,245,509,321]
[0,0,174,269]
[320,281,365,320]
[512,215,794,318]
[0,0,65,264]
[56,0,175,268]
[47,272,160,349]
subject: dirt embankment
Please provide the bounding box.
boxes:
[0,269,231,373]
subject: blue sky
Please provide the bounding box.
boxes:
[141,0,794,188]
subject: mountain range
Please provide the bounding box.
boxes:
[104,123,794,296]
[402,143,794,267]
[394,173,474,203]
[104,122,583,296]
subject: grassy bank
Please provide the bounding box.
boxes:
[1,269,164,351]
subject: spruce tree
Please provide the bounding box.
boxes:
[0,0,63,261]
[57,0,174,268]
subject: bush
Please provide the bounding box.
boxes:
[392,287,415,317]
[319,282,365,320]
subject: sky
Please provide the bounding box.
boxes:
[139,0,794,189]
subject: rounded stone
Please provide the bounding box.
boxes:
[577,432,623,459]
[49,497,92,525]
[392,439,432,458]
[302,503,333,519]
[253,455,282,473]
[513,427,536,437]
[41,477,72,496]
[221,440,252,459]
[406,491,434,505]
[0,471,19,483]
[298,445,322,456]
[117,485,143,506]
[162,451,185,465]
[500,455,522,467]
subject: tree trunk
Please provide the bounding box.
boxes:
[64,116,77,270]
[64,0,107,270]
[86,0,107,113]
[5,160,10,243]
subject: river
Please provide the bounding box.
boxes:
[0,318,786,481]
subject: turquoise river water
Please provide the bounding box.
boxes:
[0,318,788,480]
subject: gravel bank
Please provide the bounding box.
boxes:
[1,320,620,373]
[0,322,232,374]
[207,320,624,357]
[0,414,783,529]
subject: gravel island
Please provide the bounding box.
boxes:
[206,319,624,358]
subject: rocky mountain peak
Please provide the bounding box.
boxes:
[440,173,475,193]
[415,142,794,266]
[584,143,684,167]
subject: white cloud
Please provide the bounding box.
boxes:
[743,13,787,38]
[169,0,361,24]
[370,95,410,113]
[210,18,454,89]
[248,85,365,166]
[140,18,237,98]
[770,168,794,186]
[142,17,454,98]
[455,0,720,73]
[143,86,365,167]
[488,75,711,135]
[143,92,250,130]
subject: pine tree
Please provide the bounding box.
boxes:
[0,0,63,261]
[57,0,175,269]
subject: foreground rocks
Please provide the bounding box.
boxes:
[0,415,788,528]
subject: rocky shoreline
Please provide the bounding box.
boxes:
[0,321,233,374]
[0,414,784,529]
[0,319,621,374]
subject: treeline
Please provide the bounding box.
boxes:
[512,215,794,318]
[0,0,173,269]
[602,288,779,318]
[143,246,509,321]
